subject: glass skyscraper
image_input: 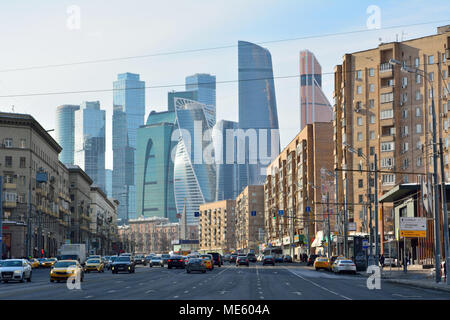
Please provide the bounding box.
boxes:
[238,41,280,191]
[74,101,106,191]
[168,90,198,112]
[105,169,113,198]
[113,72,145,223]
[173,98,216,225]
[136,111,178,222]
[55,104,80,165]
[185,73,216,110]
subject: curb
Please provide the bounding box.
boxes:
[385,279,450,293]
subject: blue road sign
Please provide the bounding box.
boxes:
[305,206,311,212]
[362,239,369,249]
[251,211,256,216]
[278,210,283,216]
[194,212,200,217]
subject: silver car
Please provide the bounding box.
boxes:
[149,256,164,267]
[0,259,32,283]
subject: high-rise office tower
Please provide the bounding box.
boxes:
[113,72,145,223]
[105,169,113,198]
[238,41,280,191]
[168,90,198,112]
[185,73,216,109]
[136,110,178,222]
[173,98,216,225]
[74,101,106,191]
[55,104,80,164]
[299,50,332,131]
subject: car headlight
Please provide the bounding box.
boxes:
[14,270,22,275]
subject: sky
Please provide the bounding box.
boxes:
[0,0,449,169]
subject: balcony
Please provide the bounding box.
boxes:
[379,63,393,78]
[3,201,17,208]
[3,183,16,189]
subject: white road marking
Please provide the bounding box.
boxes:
[285,267,352,300]
[107,290,116,293]
[260,296,264,299]
[184,290,189,294]
[84,295,93,299]
[286,282,290,286]
[219,290,229,294]
[291,291,302,296]
[173,295,179,298]
[392,294,422,298]
[145,290,154,294]
[193,287,196,289]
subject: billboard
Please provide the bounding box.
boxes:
[399,217,426,238]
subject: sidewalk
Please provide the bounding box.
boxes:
[360,265,450,293]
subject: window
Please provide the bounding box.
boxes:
[357,86,362,94]
[20,139,26,148]
[370,115,375,124]
[4,138,12,148]
[368,99,374,108]
[401,92,408,103]
[4,174,13,183]
[359,195,364,203]
[402,142,409,153]
[402,109,408,119]
[429,89,433,98]
[357,132,363,141]
[416,90,421,100]
[380,109,393,119]
[356,70,363,79]
[381,158,394,168]
[370,131,375,140]
[20,157,26,168]
[403,158,409,169]
[416,74,421,84]
[358,179,363,188]
[19,176,25,185]
[443,70,448,79]
[382,174,396,185]
[380,92,394,103]
[417,157,423,167]
[5,156,12,167]
[416,107,421,117]
[401,126,409,137]
[444,54,447,63]
[357,117,363,126]
[402,77,408,87]
[369,68,375,77]
[370,146,375,155]
[369,84,375,92]
[445,120,448,131]
[4,192,17,202]
[416,140,422,150]
[428,55,434,65]
[415,58,420,67]
[381,142,395,152]
[429,72,434,81]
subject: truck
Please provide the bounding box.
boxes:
[57,244,87,265]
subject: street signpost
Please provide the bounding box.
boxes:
[399,217,427,273]
[362,239,369,249]
[278,210,283,216]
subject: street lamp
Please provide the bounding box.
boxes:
[389,58,442,282]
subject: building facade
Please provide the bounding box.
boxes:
[74,101,106,192]
[235,185,264,253]
[55,104,80,165]
[264,122,334,256]
[299,50,333,131]
[238,41,280,190]
[113,72,145,223]
[185,73,216,113]
[199,200,236,253]
[333,25,450,241]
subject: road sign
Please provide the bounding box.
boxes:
[251,211,256,216]
[400,217,426,238]
[194,212,200,217]
[362,239,369,249]
[278,210,283,216]
[36,171,48,183]
[305,206,311,213]
[348,222,357,231]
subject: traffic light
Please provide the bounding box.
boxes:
[273,212,276,220]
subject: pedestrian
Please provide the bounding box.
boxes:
[379,254,385,268]
[444,261,447,281]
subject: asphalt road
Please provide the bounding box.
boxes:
[1,263,450,300]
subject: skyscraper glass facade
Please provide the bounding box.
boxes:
[168,90,198,112]
[74,101,106,191]
[113,72,145,223]
[173,98,216,225]
[185,73,216,112]
[238,41,280,190]
[136,111,178,222]
[55,104,80,165]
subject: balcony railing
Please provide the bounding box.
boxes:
[380,63,393,72]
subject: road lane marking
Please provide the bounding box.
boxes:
[285,267,352,300]
[173,295,179,298]
[392,294,422,298]
[184,291,189,294]
[218,290,229,294]
[260,296,264,299]
[146,290,154,294]
[107,290,116,293]
[291,291,302,296]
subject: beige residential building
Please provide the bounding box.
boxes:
[199,200,236,253]
[264,122,334,257]
[333,25,450,246]
[235,185,264,253]
[0,113,72,259]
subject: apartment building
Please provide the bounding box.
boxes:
[235,185,264,253]
[333,25,450,239]
[264,122,334,257]
[199,200,236,253]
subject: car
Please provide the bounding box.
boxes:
[111,256,135,274]
[314,257,330,271]
[247,253,257,263]
[262,255,275,266]
[207,252,223,267]
[0,259,33,283]
[84,258,105,273]
[87,255,101,260]
[0,260,4,267]
[384,256,399,267]
[144,255,154,265]
[106,256,118,270]
[333,259,357,274]
[274,256,284,263]
[120,253,131,257]
[41,258,58,268]
[283,255,293,263]
[161,254,171,265]
[199,254,214,271]
[236,256,249,267]
[229,254,238,264]
[37,258,47,268]
[50,260,84,283]
[28,258,40,268]
[257,255,264,262]
[307,254,319,266]
[223,254,231,262]
[328,256,348,270]
[150,256,164,267]
[134,255,147,266]
[168,255,185,269]
[186,258,207,274]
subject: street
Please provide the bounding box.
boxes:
[1,263,449,300]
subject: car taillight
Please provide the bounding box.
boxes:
[168,260,172,262]
[179,260,183,262]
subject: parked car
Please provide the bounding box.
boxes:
[314,257,330,271]
[167,255,185,269]
[50,260,84,283]
[229,254,238,264]
[186,258,207,274]
[283,255,293,263]
[236,256,249,267]
[332,259,357,274]
[84,258,105,273]
[307,254,319,266]
[247,253,257,263]
[0,259,32,283]
[262,255,275,266]
[150,256,164,267]
[161,254,171,265]
[111,256,135,274]
[207,252,223,267]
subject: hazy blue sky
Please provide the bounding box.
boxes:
[0,0,448,169]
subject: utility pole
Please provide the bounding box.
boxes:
[335,170,340,256]
[374,153,379,266]
[327,192,331,258]
[344,176,349,257]
[439,138,449,284]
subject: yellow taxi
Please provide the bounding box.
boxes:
[50,260,84,283]
[314,257,330,271]
[28,258,40,268]
[199,254,213,271]
[84,258,105,273]
[41,258,58,268]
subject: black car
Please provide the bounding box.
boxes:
[262,255,275,266]
[161,254,171,265]
[307,254,319,266]
[185,258,207,274]
[111,256,135,274]
[247,253,257,263]
[229,254,238,264]
[167,255,185,269]
[236,256,249,267]
[207,252,223,267]
[134,255,146,266]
